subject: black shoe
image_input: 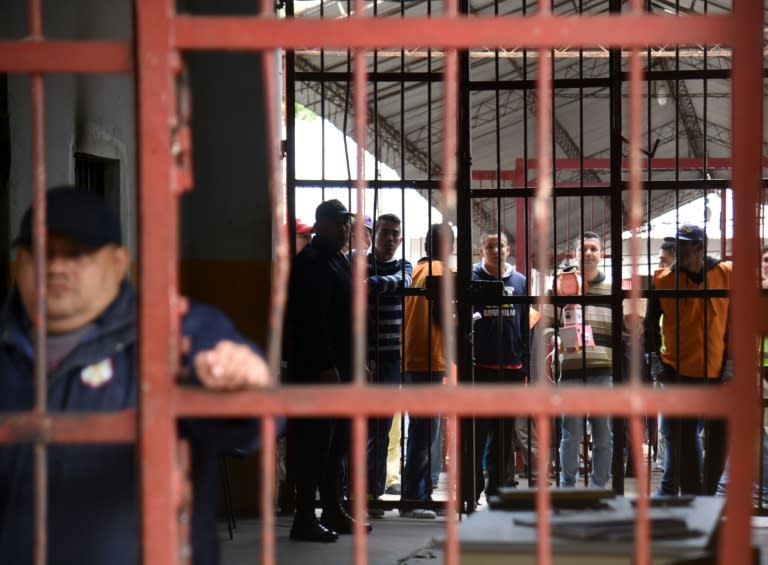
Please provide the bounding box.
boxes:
[321,508,373,535]
[384,483,401,495]
[290,516,339,542]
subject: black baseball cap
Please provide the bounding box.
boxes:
[315,199,352,222]
[13,186,122,248]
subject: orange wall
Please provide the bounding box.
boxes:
[180,258,273,516]
[179,259,272,349]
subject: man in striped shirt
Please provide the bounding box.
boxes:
[556,231,614,488]
[366,214,413,507]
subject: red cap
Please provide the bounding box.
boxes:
[295,219,313,234]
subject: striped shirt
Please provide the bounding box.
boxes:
[559,271,613,375]
[367,254,412,362]
[537,271,613,379]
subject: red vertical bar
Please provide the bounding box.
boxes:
[533,3,554,565]
[259,417,276,565]
[29,0,48,563]
[260,1,285,387]
[135,0,179,563]
[259,1,281,563]
[723,0,763,562]
[351,1,369,561]
[441,0,459,560]
[626,2,650,562]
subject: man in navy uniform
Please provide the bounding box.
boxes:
[0,186,271,565]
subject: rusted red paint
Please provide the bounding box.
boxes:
[28,1,48,562]
[0,41,133,73]
[258,2,282,563]
[0,3,760,564]
[626,0,650,551]
[173,384,744,418]
[175,440,192,565]
[0,411,136,444]
[471,158,768,181]
[172,14,734,51]
[534,0,554,554]
[350,9,370,559]
[259,417,277,565]
[135,0,179,562]
[720,1,764,563]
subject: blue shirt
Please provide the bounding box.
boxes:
[0,281,265,565]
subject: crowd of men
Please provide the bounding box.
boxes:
[0,186,744,559]
[286,201,739,541]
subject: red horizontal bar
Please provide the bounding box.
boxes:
[173,14,734,51]
[174,383,742,418]
[472,158,768,181]
[0,410,136,444]
[0,40,133,73]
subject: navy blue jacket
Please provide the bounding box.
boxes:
[0,281,262,565]
[287,235,352,382]
[472,262,529,370]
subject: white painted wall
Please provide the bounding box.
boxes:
[3,0,136,250]
[2,0,272,262]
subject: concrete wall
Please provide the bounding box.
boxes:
[2,0,274,351]
[179,0,272,351]
[2,0,136,249]
[3,0,274,516]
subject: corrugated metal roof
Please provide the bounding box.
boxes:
[290,0,766,254]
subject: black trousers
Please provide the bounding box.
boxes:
[467,367,529,497]
[294,417,350,515]
[666,372,727,495]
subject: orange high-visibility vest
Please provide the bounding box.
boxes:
[654,261,731,379]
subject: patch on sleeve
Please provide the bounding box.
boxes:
[80,359,114,388]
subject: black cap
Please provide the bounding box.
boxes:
[13,186,122,248]
[315,199,352,222]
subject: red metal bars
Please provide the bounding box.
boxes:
[1,3,760,564]
[173,384,746,419]
[440,1,459,562]
[259,1,282,563]
[0,411,136,444]
[720,1,765,563]
[172,14,735,51]
[0,41,133,73]
[533,1,554,562]
[135,0,180,563]
[28,0,48,562]
[350,2,369,562]
[627,2,650,562]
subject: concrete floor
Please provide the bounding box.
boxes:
[219,513,446,565]
[218,468,768,564]
[218,468,653,565]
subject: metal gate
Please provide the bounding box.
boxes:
[0,0,765,564]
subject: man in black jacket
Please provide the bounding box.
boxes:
[287,199,372,542]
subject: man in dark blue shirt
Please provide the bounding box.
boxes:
[0,186,271,565]
[471,231,531,495]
